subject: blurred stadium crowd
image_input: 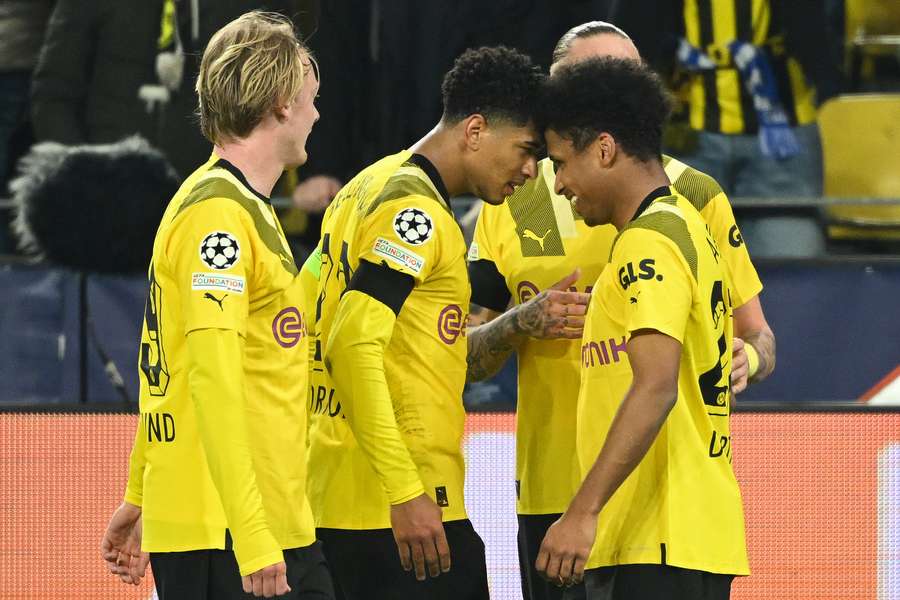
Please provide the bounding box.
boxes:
[1,0,899,265]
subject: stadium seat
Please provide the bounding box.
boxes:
[818,94,900,241]
[845,0,900,88]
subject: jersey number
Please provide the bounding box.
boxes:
[698,279,729,415]
[313,233,353,362]
[139,265,170,395]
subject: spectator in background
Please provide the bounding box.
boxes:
[0,0,53,253]
[610,0,843,257]
[32,0,321,178]
[31,0,162,148]
[32,0,338,260]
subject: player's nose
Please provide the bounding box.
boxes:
[521,156,537,180]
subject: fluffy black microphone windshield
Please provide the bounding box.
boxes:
[9,136,180,273]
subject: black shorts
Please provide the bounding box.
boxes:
[317,519,489,600]
[149,540,335,600]
[584,564,734,600]
[518,513,586,600]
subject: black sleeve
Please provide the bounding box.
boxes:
[346,259,415,316]
[469,259,512,313]
[30,0,94,143]
[782,1,844,102]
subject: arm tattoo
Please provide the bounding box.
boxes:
[465,292,563,382]
[466,308,524,383]
[743,327,776,385]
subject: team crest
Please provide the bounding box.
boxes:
[393,208,433,245]
[199,231,240,270]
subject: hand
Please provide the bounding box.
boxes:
[731,337,749,394]
[535,508,597,588]
[390,493,451,581]
[241,561,290,598]
[514,269,591,339]
[291,175,342,213]
[100,502,149,585]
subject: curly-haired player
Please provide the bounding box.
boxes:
[536,57,749,600]
[302,46,544,600]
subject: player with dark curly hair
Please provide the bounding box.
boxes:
[467,24,772,600]
[537,58,671,169]
[302,46,544,600]
[534,57,749,600]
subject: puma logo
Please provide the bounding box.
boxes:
[523,228,551,252]
[204,292,226,311]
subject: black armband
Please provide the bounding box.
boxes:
[469,259,512,312]
[346,259,415,316]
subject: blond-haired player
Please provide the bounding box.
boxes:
[100,12,334,599]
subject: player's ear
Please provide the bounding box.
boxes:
[273,102,290,123]
[593,132,616,168]
[463,114,486,151]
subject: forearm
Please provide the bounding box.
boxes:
[569,383,675,517]
[743,325,776,385]
[466,307,527,382]
[186,329,281,576]
[325,290,424,504]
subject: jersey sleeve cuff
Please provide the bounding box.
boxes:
[236,549,285,577]
[388,483,427,506]
[123,488,143,507]
[628,322,685,345]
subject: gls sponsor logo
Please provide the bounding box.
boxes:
[618,258,663,290]
[728,225,744,248]
[272,307,307,348]
[437,304,467,344]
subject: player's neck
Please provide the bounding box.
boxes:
[214,137,284,198]
[409,124,467,198]
[610,159,670,230]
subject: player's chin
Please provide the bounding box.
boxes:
[286,148,309,170]
[483,184,513,205]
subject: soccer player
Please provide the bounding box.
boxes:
[305,46,544,600]
[535,57,748,599]
[99,12,334,599]
[466,23,773,600]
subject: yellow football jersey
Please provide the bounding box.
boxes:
[125,155,316,569]
[470,157,761,516]
[578,189,748,575]
[307,151,471,529]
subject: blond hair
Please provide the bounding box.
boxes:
[196,11,314,144]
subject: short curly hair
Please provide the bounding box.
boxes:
[441,46,544,126]
[539,57,672,162]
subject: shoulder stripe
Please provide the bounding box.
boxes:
[662,155,689,182]
[175,169,298,275]
[615,204,698,281]
[366,164,450,217]
[670,162,723,212]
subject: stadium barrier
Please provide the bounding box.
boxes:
[1,405,898,599]
[2,257,899,407]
